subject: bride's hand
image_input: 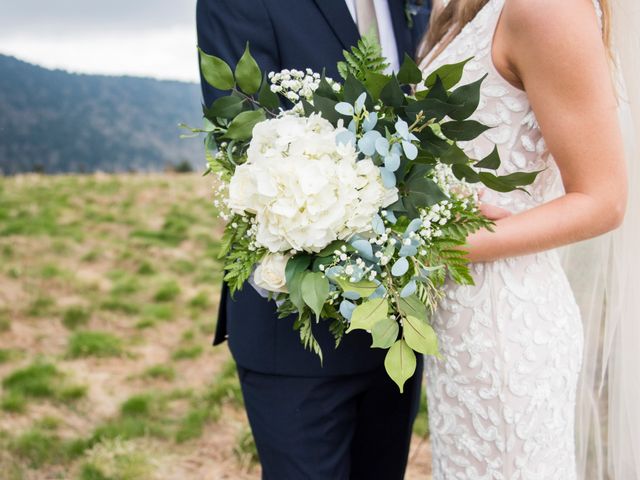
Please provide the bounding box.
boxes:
[477,190,512,221]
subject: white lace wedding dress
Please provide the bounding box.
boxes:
[418,0,603,478]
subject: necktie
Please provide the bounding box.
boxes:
[355,0,380,41]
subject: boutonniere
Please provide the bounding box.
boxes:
[404,0,425,28]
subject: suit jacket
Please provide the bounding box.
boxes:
[197,0,431,376]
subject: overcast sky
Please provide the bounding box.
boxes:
[0,0,200,82]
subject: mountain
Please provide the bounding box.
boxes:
[0,54,205,174]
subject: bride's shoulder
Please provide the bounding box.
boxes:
[499,0,604,50]
[501,0,601,32]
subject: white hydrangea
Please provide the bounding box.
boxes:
[227,114,398,253]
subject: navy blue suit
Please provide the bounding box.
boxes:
[196,1,430,478]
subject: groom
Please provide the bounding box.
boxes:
[197,1,430,478]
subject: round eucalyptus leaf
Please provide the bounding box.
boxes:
[391,257,409,277]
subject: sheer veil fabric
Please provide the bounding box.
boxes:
[564,0,640,478]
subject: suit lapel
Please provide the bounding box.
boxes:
[313,0,360,50]
[387,0,414,59]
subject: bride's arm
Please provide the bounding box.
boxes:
[466,0,628,263]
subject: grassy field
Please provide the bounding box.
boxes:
[0,173,431,480]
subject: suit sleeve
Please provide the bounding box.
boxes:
[196,0,281,107]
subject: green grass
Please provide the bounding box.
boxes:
[0,348,21,364]
[62,306,91,330]
[412,388,430,438]
[153,280,181,302]
[27,295,56,316]
[234,427,259,468]
[171,345,203,361]
[66,331,125,358]
[8,429,85,468]
[141,364,176,382]
[1,362,87,408]
[140,304,174,322]
[99,299,140,315]
[189,291,211,310]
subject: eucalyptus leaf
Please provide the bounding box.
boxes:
[199,48,235,90]
[339,299,357,320]
[391,257,409,277]
[235,43,262,94]
[347,297,388,333]
[400,280,417,298]
[371,318,400,349]
[379,166,397,188]
[351,238,375,261]
[384,339,417,393]
[372,214,386,235]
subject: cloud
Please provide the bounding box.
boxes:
[0,0,200,82]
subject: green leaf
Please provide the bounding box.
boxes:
[479,170,542,192]
[425,75,448,103]
[343,74,368,104]
[235,43,262,94]
[398,294,428,320]
[424,57,472,90]
[311,93,340,125]
[334,277,379,298]
[224,110,265,140]
[380,74,404,108]
[384,339,417,393]
[448,74,487,121]
[441,120,491,141]
[301,272,330,320]
[199,48,234,90]
[440,144,471,165]
[286,255,312,312]
[258,74,280,110]
[452,164,481,183]
[347,297,389,333]
[316,240,349,257]
[403,315,439,355]
[474,146,501,170]
[397,54,423,85]
[316,73,339,100]
[364,71,391,101]
[371,318,399,349]
[403,165,448,216]
[404,98,451,123]
[205,95,244,119]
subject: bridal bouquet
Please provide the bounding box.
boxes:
[189,37,538,391]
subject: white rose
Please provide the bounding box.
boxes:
[253,253,290,293]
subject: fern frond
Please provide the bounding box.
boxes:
[337,33,389,80]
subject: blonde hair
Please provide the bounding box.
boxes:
[417,0,611,65]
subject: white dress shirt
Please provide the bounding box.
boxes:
[344,0,400,73]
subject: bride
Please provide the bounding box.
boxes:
[417,0,638,478]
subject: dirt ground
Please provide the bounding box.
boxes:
[0,173,431,479]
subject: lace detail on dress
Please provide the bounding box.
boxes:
[419,0,585,478]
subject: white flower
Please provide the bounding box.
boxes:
[227,114,398,253]
[253,253,290,293]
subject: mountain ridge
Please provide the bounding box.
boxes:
[0,54,205,174]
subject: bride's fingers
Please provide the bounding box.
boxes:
[478,202,512,221]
